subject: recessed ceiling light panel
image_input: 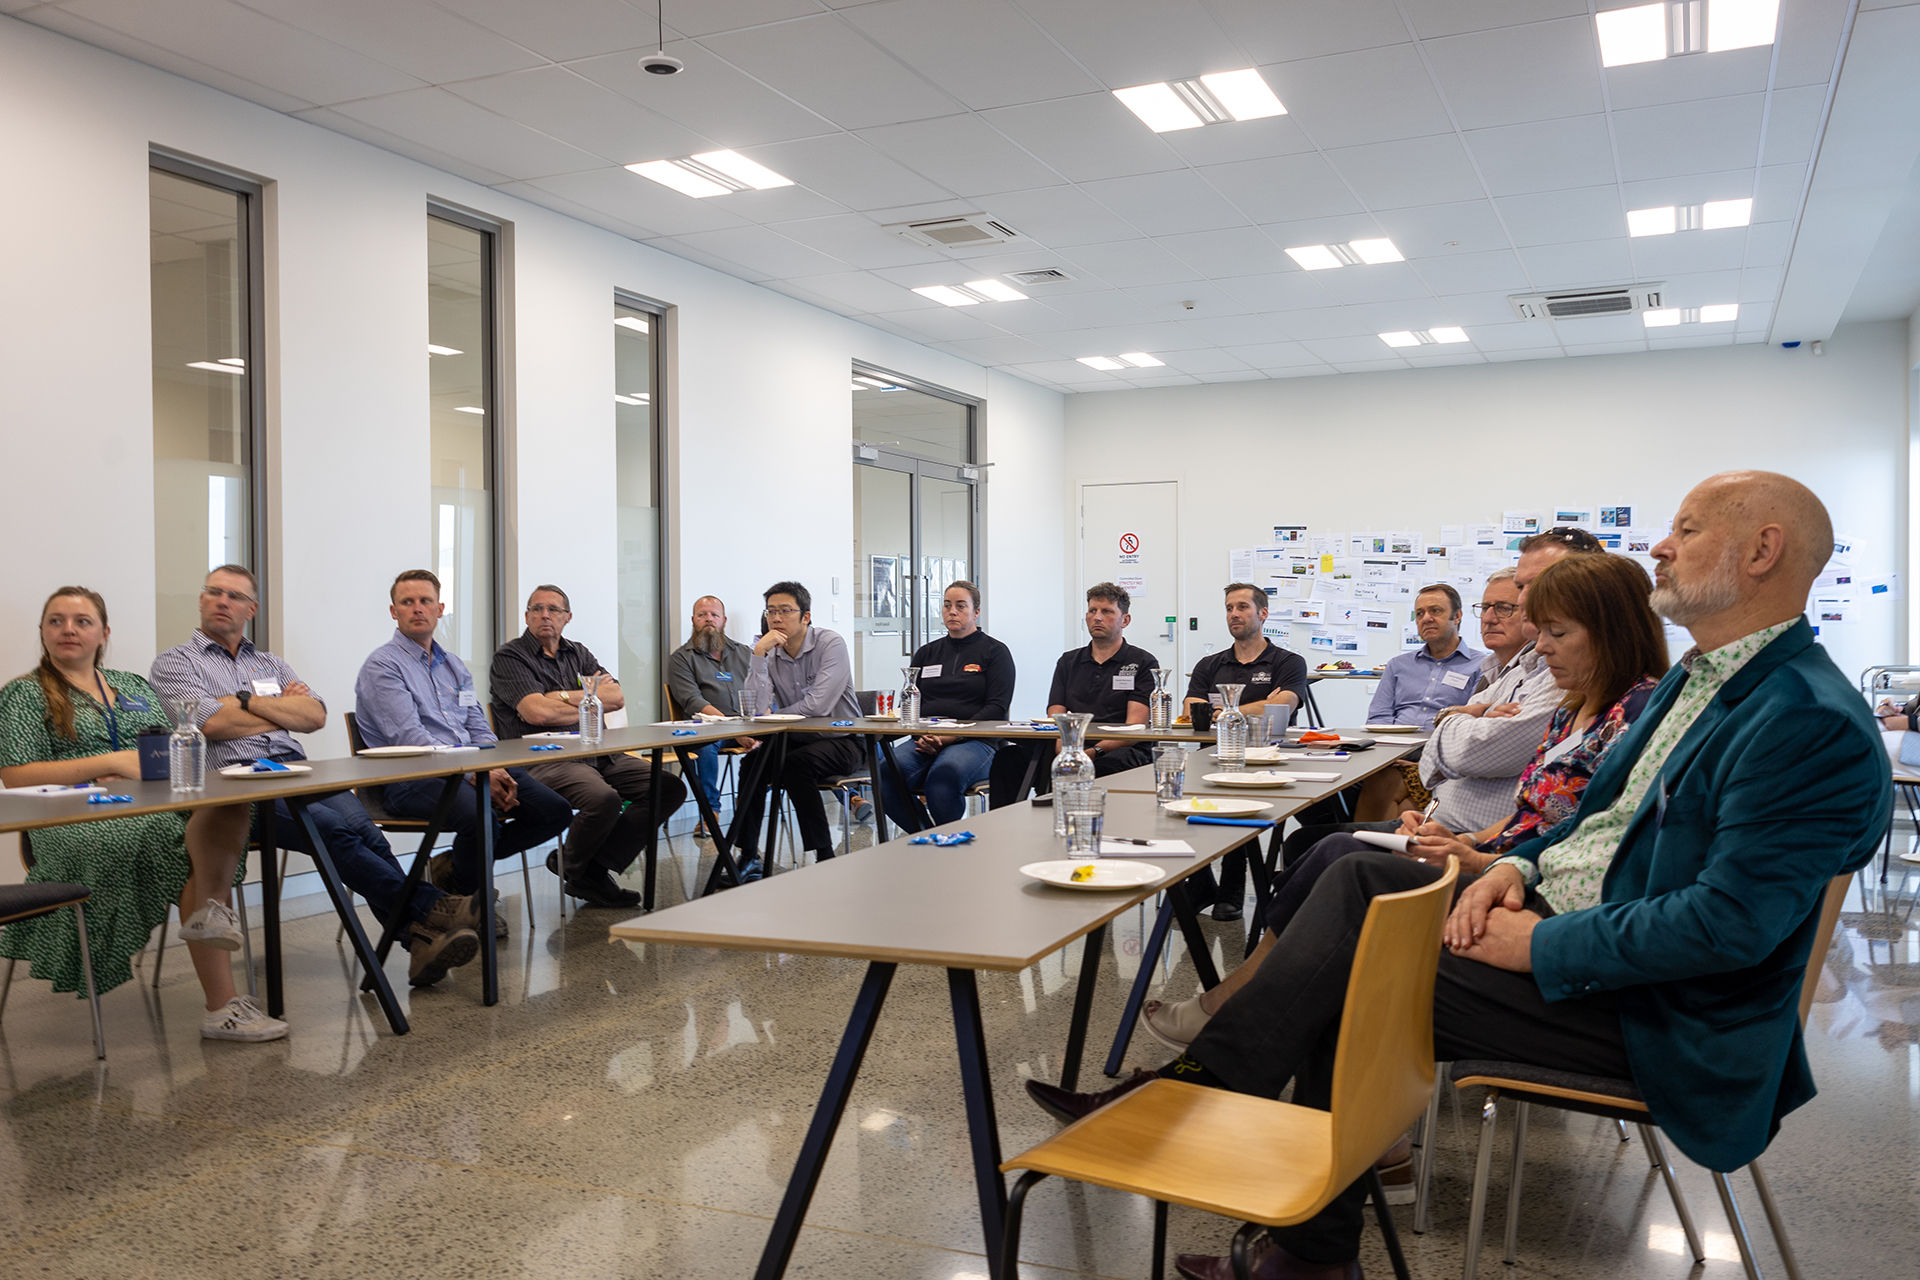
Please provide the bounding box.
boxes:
[626,159,730,198]
[1641,308,1682,327]
[1285,244,1343,271]
[1378,331,1420,348]
[1197,69,1286,121]
[1077,356,1126,371]
[1348,238,1403,264]
[913,285,980,307]
[1700,303,1739,323]
[1113,82,1203,132]
[1117,352,1164,367]
[1708,0,1779,51]
[965,279,1027,302]
[690,149,792,190]
[1627,206,1677,237]
[1701,197,1753,229]
[1597,3,1669,66]
[1428,327,1468,344]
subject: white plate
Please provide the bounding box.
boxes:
[866,713,900,721]
[1161,797,1273,817]
[752,714,805,722]
[1222,746,1287,764]
[1201,771,1297,788]
[1368,724,1423,734]
[356,745,433,758]
[1021,860,1166,890]
[220,763,314,778]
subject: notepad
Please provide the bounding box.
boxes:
[1097,839,1195,857]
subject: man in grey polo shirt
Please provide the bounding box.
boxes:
[665,594,756,826]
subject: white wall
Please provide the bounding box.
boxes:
[1065,324,1910,725]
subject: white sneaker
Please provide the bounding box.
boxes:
[178,898,243,951]
[201,995,288,1042]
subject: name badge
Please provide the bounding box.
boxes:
[252,679,282,697]
[458,689,480,707]
[1113,673,1135,691]
[120,694,150,712]
[1441,670,1470,689]
[716,672,734,682]
[920,664,943,678]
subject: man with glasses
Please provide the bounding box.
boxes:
[665,595,757,836]
[151,565,485,989]
[1363,583,1484,730]
[732,581,863,878]
[490,585,686,908]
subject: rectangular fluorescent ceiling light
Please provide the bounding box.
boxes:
[427,343,463,355]
[690,149,792,190]
[1077,356,1126,370]
[1117,352,1164,367]
[1702,197,1752,229]
[613,316,649,333]
[1113,82,1202,132]
[1286,244,1343,271]
[186,360,244,374]
[1700,303,1739,322]
[1429,327,1468,343]
[1287,239,1400,270]
[1642,308,1681,327]
[453,405,486,414]
[1114,69,1284,133]
[1598,0,1777,66]
[913,285,979,307]
[1597,3,1669,66]
[1198,69,1286,121]
[964,278,1027,302]
[1348,238,1403,265]
[627,159,730,198]
[1627,205,1677,236]
[1378,331,1420,348]
[1709,0,1779,52]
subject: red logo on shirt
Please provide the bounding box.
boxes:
[963,664,982,672]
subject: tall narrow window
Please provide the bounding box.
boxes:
[150,161,260,647]
[614,296,665,718]
[427,211,497,700]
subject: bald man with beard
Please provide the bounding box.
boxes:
[1028,471,1890,1280]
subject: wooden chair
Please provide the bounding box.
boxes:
[0,833,105,1060]
[1431,872,1851,1280]
[664,683,748,818]
[998,859,1459,1280]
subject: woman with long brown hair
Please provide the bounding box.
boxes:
[0,587,285,1041]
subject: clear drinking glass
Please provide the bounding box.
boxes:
[1263,702,1293,744]
[899,667,922,727]
[739,683,761,720]
[1216,683,1248,768]
[1149,667,1174,732]
[1062,786,1107,859]
[1153,741,1186,800]
[168,696,206,793]
[578,672,604,746]
[1050,712,1096,837]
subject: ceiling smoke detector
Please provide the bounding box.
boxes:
[640,3,683,74]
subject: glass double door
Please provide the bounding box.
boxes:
[852,455,975,694]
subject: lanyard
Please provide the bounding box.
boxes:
[93,670,121,751]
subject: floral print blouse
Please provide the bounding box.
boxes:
[1478,676,1660,856]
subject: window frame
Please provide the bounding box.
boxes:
[614,288,669,720]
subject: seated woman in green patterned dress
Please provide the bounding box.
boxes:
[0,587,286,1041]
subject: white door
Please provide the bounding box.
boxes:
[1078,481,1180,675]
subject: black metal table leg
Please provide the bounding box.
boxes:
[948,968,1008,1279]
[643,747,662,911]
[675,745,744,895]
[1244,828,1278,957]
[372,775,463,964]
[706,742,775,896]
[289,797,408,1035]
[754,961,896,1280]
[761,733,788,869]
[1059,923,1107,1091]
[1105,896,1177,1077]
[1168,877,1222,990]
[478,766,498,1005]
[257,801,283,1018]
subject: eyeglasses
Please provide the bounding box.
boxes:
[527,605,570,616]
[765,606,803,618]
[201,586,256,605]
[1472,602,1520,619]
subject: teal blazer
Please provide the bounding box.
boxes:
[1510,618,1888,1172]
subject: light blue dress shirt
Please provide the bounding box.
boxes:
[1365,641,1487,730]
[354,630,496,749]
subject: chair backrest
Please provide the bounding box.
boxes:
[1798,873,1852,1026]
[857,689,880,717]
[664,683,679,721]
[1325,858,1459,1197]
[341,711,396,818]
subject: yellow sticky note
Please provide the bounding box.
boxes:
[1319,553,1335,572]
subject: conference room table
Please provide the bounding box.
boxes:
[607,730,1418,1280]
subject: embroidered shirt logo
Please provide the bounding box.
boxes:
[963,664,982,672]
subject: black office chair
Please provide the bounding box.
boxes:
[0,833,105,1060]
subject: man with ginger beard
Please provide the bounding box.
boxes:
[665,595,756,833]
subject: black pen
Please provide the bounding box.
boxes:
[1106,837,1156,845]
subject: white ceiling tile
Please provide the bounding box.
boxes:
[1255,211,1390,249]
[1611,96,1766,183]
[1071,321,1208,353]
[1602,45,1772,110]
[1752,164,1808,223]
[1307,262,1434,304]
[711,183,850,224]
[1272,307,1379,339]
[1344,298,1462,330]
[910,246,1110,284]
[1739,266,1785,301]
[1081,170,1251,236]
[1267,364,1340,377]
[239,0,544,83]
[24,9,316,113]
[1647,332,1735,349]
[948,299,1088,335]
[764,214,946,269]
[1225,340,1325,367]
[1061,239,1202,288]
[1157,227,1289,277]
[1652,269,1745,306]
[1207,0,1411,62]
[1304,333,1408,361]
[667,225,852,279]
[1550,312,1652,341]
[975,185,1147,248]
[1774,0,1853,89]
[491,179,657,240]
[866,306,1007,341]
[1015,0,1245,86]
[1563,340,1650,356]
[1373,200,1513,256]
[1010,358,1115,386]
[1120,372,1207,386]
[528,168,753,236]
[1743,221,1794,268]
[55,0,423,104]
[1195,369,1272,382]
[1628,227,1751,277]
[1156,115,1319,167]
[1408,249,1533,293]
[1402,1,1587,40]
[843,0,1104,110]
[1485,347,1564,361]
[640,233,770,283]
[1191,314,1293,345]
[737,134,952,212]
[431,0,658,62]
[1618,169,1761,210]
[1422,17,1603,130]
[567,40,836,148]
[1121,281,1254,318]
[443,68,714,165]
[1266,44,1451,149]
[1326,134,1486,209]
[981,95,1185,183]
[699,15,963,130]
[1213,272,1338,312]
[669,0,825,38]
[1514,238,1636,287]
[1493,186,1625,246]
[776,270,931,313]
[1466,115,1617,196]
[326,88,607,180]
[1032,289,1165,326]
[936,334,1079,365]
[1404,351,1487,366]
[1202,154,1367,224]
[1467,320,1558,350]
[1154,347,1255,373]
[289,104,513,184]
[760,278,866,317]
[1761,85,1830,167]
[1436,289,1535,325]
[855,114,1065,196]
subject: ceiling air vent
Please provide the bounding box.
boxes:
[1510,284,1664,322]
[1007,268,1075,286]
[889,214,1023,250]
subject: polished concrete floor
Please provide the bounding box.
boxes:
[0,810,1916,1279]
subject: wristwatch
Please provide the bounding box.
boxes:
[561,691,573,705]
[237,689,252,713]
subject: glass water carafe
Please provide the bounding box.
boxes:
[1149,667,1175,732]
[578,672,604,746]
[168,696,206,792]
[1050,712,1095,837]
[900,667,922,727]
[1215,683,1249,768]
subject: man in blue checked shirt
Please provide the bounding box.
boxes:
[354,570,570,927]
[1364,583,1485,730]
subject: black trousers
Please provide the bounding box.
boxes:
[986,740,1151,808]
[1280,820,1399,870]
[734,734,867,857]
[1188,852,1629,1265]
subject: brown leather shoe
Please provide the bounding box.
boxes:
[1174,1233,1361,1280]
[1024,1067,1157,1125]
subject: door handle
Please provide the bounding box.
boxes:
[1162,616,1177,644]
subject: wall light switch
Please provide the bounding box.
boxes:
[832,576,840,594]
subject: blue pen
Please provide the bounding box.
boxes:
[529,743,563,751]
[672,729,697,736]
[829,720,855,727]
[88,794,134,805]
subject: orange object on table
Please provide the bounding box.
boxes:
[1297,731,1342,744]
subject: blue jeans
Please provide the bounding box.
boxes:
[383,767,573,896]
[878,737,997,832]
[690,742,722,809]
[254,791,441,932]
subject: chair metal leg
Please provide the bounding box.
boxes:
[72,903,106,1060]
[1151,1198,1168,1280]
[1616,1117,1632,1142]
[237,894,257,998]
[1711,1171,1766,1280]
[1229,1222,1264,1280]
[1461,1091,1499,1280]
[1000,1170,1045,1280]
[1413,1072,1444,1233]
[556,832,570,920]
[1502,1101,1529,1264]
[520,853,535,933]
[1638,1125,1703,1263]
[1363,1167,1413,1280]
[1748,1158,1803,1280]
[0,957,15,1021]
[152,910,169,988]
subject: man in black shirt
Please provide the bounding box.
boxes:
[1182,582,1311,919]
[879,581,1017,831]
[988,581,1157,807]
[489,584,686,908]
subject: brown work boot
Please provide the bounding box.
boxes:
[407,921,479,987]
